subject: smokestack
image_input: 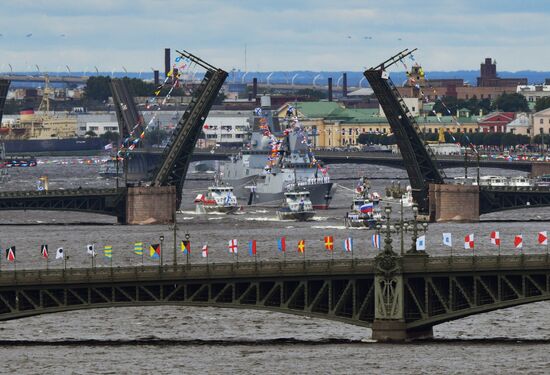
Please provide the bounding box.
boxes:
[164,48,171,78]
[342,73,348,97]
[154,70,160,85]
[252,77,258,99]
[328,77,333,102]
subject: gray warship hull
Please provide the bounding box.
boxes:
[224,174,334,209]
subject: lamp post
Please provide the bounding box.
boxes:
[159,235,164,269]
[382,205,394,254]
[185,232,190,266]
[405,205,429,255]
[172,222,177,266]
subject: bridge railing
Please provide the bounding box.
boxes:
[404,253,550,273]
[0,188,123,198]
[0,258,377,286]
[1,255,549,286]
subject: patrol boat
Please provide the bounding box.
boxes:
[344,177,382,228]
[221,107,334,209]
[277,190,315,221]
[194,184,239,214]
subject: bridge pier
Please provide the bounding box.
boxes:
[429,184,480,222]
[531,162,550,178]
[125,186,176,224]
[372,321,433,342]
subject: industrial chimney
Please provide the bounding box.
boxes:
[328,77,333,102]
[154,70,160,86]
[342,73,348,97]
[164,48,171,78]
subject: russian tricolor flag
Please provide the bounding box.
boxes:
[360,203,374,214]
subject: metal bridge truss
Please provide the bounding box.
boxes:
[0,79,10,125]
[151,51,227,205]
[0,256,550,333]
[363,50,444,213]
[109,78,143,139]
[404,267,550,330]
[0,188,126,221]
[479,187,550,214]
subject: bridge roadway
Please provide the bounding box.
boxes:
[1,254,549,341]
[0,187,126,221]
[164,150,534,171]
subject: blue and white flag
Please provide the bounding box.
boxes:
[371,234,380,249]
[416,235,426,251]
[442,233,452,247]
[343,237,353,252]
[254,107,262,116]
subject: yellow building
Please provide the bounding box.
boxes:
[277,102,479,148]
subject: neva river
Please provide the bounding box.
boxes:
[0,157,549,374]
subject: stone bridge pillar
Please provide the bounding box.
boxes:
[125,186,176,224]
[372,226,433,341]
[531,162,550,178]
[429,184,479,222]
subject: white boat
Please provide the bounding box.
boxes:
[194,185,239,214]
[277,191,315,221]
[345,178,382,228]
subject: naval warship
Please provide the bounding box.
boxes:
[221,106,334,209]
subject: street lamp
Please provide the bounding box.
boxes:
[159,235,164,268]
[405,204,428,255]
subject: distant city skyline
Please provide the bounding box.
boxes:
[1,0,549,73]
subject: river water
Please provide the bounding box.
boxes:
[0,158,549,374]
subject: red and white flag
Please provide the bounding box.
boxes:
[228,239,238,254]
[464,234,474,249]
[514,234,523,249]
[201,244,208,258]
[538,231,548,246]
[490,231,500,246]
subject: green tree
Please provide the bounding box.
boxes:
[85,130,98,137]
[100,130,120,143]
[295,88,327,100]
[535,97,550,112]
[84,76,112,102]
[492,93,529,112]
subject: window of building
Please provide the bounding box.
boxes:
[465,95,469,99]
[481,94,484,99]
[348,128,352,135]
[383,128,387,133]
[541,119,544,124]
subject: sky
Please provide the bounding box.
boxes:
[1,0,549,73]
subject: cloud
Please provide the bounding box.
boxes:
[0,0,548,72]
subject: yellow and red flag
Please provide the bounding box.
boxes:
[297,240,305,254]
[324,236,334,251]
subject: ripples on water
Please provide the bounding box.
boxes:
[0,159,549,374]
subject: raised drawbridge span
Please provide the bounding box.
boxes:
[0,52,227,224]
[364,50,550,220]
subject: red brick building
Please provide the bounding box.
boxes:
[478,112,515,133]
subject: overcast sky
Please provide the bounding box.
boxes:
[1,0,548,73]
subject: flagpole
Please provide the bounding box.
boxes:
[498,242,501,257]
[46,249,49,271]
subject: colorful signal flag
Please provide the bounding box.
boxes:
[324,236,334,251]
[41,244,48,259]
[248,240,257,256]
[103,245,112,258]
[297,240,305,253]
[134,242,143,256]
[181,240,190,255]
[149,244,161,259]
[277,237,286,252]
[6,246,15,262]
